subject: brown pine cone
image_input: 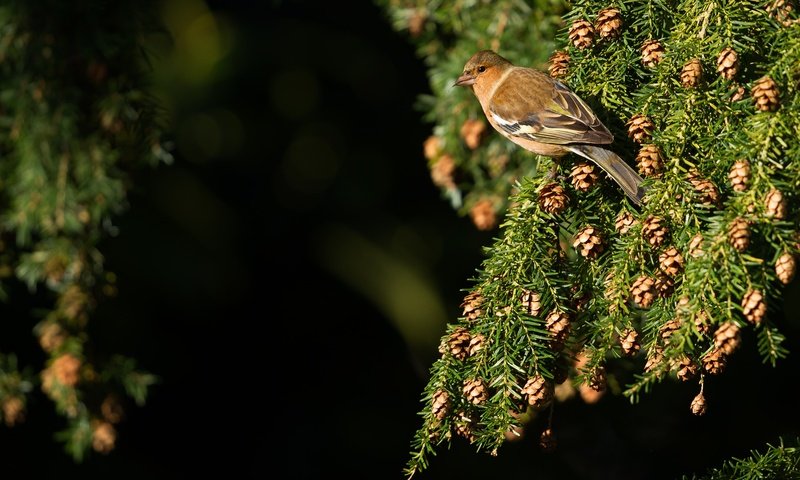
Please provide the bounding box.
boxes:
[714,321,741,354]
[470,198,497,231]
[463,378,489,405]
[717,47,739,80]
[461,291,483,322]
[626,114,654,143]
[688,232,705,258]
[642,215,669,248]
[548,50,570,78]
[702,348,727,375]
[731,84,747,102]
[690,392,707,416]
[728,218,751,252]
[644,347,664,373]
[92,420,117,454]
[620,328,641,356]
[570,162,599,191]
[641,39,665,67]
[765,188,787,219]
[659,246,685,277]
[694,310,711,335]
[460,118,487,150]
[545,310,571,351]
[1,397,24,427]
[673,356,698,381]
[636,144,664,177]
[447,327,472,360]
[573,226,605,259]
[430,154,456,190]
[568,19,595,49]
[431,389,451,420]
[522,375,553,408]
[454,411,477,441]
[539,428,557,452]
[50,354,82,387]
[742,289,767,325]
[538,182,569,214]
[776,252,797,284]
[631,275,656,308]
[680,59,702,88]
[728,159,750,192]
[589,366,607,392]
[615,211,637,234]
[752,76,780,112]
[689,171,720,206]
[655,274,675,298]
[522,289,542,317]
[660,318,682,343]
[423,135,443,161]
[767,0,799,26]
[595,7,623,39]
[468,333,486,356]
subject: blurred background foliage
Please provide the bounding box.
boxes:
[0,0,799,479]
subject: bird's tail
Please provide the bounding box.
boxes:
[567,144,646,206]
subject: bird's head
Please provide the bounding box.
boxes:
[454,50,512,88]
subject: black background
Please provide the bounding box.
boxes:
[2,1,800,479]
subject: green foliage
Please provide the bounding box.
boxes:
[686,437,800,480]
[379,0,800,477]
[0,0,168,460]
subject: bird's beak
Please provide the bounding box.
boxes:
[454,73,476,87]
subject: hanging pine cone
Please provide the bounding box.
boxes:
[545,310,571,351]
[689,170,720,206]
[644,347,664,373]
[752,76,780,112]
[573,226,605,259]
[702,348,727,375]
[636,144,664,177]
[407,9,427,38]
[538,182,569,214]
[659,246,685,277]
[660,318,682,343]
[568,19,595,49]
[728,159,750,192]
[626,114,654,143]
[522,375,553,408]
[655,274,675,298]
[589,366,607,392]
[431,389,451,420]
[731,84,747,102]
[548,50,570,78]
[424,135,443,161]
[454,411,477,441]
[765,188,787,219]
[1,397,24,427]
[430,154,456,190]
[631,275,656,308]
[716,47,739,80]
[694,310,711,335]
[461,291,483,322]
[688,233,705,258]
[463,378,489,405]
[641,39,665,67]
[620,328,640,356]
[447,327,472,360]
[595,7,622,39]
[521,289,542,317]
[673,356,698,381]
[714,321,741,355]
[468,333,486,356]
[742,289,767,325]
[642,215,669,248]
[690,392,707,416]
[767,0,799,26]
[470,198,497,231]
[615,211,637,234]
[460,118,487,150]
[776,252,797,284]
[680,59,702,88]
[570,162,599,191]
[728,218,751,252]
[539,428,557,452]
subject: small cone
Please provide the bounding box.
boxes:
[620,329,640,356]
[573,226,605,260]
[728,159,750,192]
[742,289,767,325]
[468,334,486,356]
[615,211,637,234]
[765,188,787,219]
[461,291,483,322]
[655,274,674,298]
[714,321,741,355]
[728,218,751,252]
[522,375,554,408]
[767,0,799,26]
[641,39,665,67]
[91,420,117,454]
[688,233,705,258]
[660,319,682,343]
[731,85,747,102]
[674,356,698,381]
[431,389,451,420]
[460,118,487,150]
[680,59,702,88]
[595,8,623,39]
[694,310,711,335]
[424,135,443,161]
[689,170,720,206]
[690,392,707,416]
[545,310,571,351]
[548,50,570,78]
[430,154,456,190]
[752,76,780,112]
[626,114,654,144]
[659,246,685,277]
[644,347,664,373]
[470,198,497,231]
[454,411,477,442]
[702,348,727,375]
[636,144,664,177]
[589,366,607,392]
[776,253,797,284]
[446,327,472,360]
[642,215,669,248]
[463,378,489,405]
[521,289,542,317]
[1,397,25,427]
[570,162,599,191]
[568,19,595,49]
[630,275,656,309]
[717,47,739,80]
[538,183,569,214]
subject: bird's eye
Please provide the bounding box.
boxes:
[477,66,486,73]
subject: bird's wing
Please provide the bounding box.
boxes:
[489,70,613,146]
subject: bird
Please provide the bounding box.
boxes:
[454,49,646,206]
